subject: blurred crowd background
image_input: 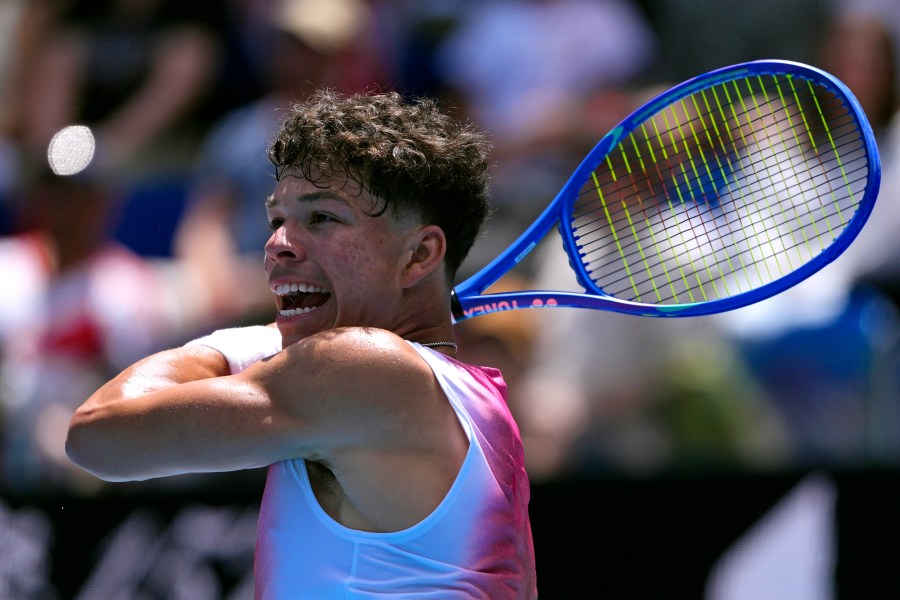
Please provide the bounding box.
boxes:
[0,0,899,500]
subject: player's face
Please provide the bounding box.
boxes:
[264,170,417,347]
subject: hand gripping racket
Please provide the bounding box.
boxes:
[450,60,881,322]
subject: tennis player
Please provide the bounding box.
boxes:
[66,90,537,599]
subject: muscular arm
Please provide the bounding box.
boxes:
[66,328,454,484]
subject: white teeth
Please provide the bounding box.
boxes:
[273,282,330,318]
[278,306,321,317]
[273,283,328,295]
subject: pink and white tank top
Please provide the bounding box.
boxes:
[254,342,537,599]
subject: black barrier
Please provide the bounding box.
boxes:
[2,468,899,598]
[1,473,265,600]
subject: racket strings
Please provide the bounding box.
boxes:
[595,194,863,302]
[576,155,867,273]
[581,148,866,304]
[569,73,870,305]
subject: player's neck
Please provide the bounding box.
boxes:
[393,287,456,353]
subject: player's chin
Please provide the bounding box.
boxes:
[274,304,334,342]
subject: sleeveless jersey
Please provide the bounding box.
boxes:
[254,342,537,598]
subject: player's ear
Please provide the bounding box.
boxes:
[401,225,446,288]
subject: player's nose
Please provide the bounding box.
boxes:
[264,224,307,263]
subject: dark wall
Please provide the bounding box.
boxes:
[2,468,898,598]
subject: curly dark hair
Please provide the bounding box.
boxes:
[268,89,492,283]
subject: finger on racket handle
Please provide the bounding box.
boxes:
[451,60,881,322]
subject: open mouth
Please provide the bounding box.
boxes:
[273,283,331,317]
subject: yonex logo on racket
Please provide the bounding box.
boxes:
[460,298,559,318]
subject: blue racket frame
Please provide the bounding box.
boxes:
[451,60,881,322]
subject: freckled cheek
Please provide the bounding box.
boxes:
[337,234,395,266]
[329,240,385,284]
[335,239,396,277]
[333,239,368,265]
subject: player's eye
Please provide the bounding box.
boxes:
[311,213,337,224]
[268,218,284,231]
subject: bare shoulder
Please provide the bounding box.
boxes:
[243,327,445,452]
[281,326,431,386]
[297,326,417,357]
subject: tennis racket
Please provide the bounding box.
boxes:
[450,60,881,322]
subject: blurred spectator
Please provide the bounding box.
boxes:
[0,168,184,494]
[0,0,62,234]
[819,2,900,276]
[0,0,62,140]
[4,0,244,265]
[435,0,656,148]
[16,0,226,184]
[374,0,472,101]
[643,0,828,82]
[173,0,383,327]
[436,0,659,282]
[819,5,898,138]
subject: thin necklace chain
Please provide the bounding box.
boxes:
[419,341,458,350]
